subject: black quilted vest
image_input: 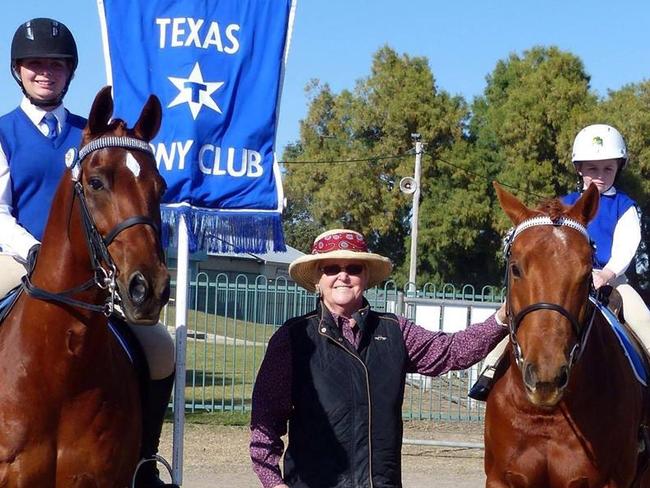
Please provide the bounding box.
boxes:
[284,301,408,488]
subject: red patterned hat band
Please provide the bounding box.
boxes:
[311,231,368,254]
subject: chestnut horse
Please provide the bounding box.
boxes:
[485,182,650,487]
[0,86,170,486]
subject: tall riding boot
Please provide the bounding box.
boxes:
[134,372,179,488]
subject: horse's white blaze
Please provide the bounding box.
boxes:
[553,227,568,246]
[126,152,141,177]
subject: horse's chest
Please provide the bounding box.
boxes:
[502,440,599,486]
[55,391,141,484]
[59,387,141,450]
[493,419,636,487]
[0,383,140,486]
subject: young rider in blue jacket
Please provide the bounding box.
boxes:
[0,18,177,487]
[469,124,650,401]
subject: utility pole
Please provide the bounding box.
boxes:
[408,134,422,292]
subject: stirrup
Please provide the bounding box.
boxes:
[132,454,178,488]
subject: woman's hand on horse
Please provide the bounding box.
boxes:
[592,269,615,290]
[496,302,508,326]
[273,484,289,488]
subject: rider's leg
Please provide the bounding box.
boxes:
[0,255,26,297]
[615,281,650,355]
[468,336,509,401]
[129,322,177,488]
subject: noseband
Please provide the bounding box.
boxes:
[504,216,597,372]
[22,137,159,316]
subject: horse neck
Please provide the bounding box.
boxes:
[570,310,620,389]
[32,174,101,297]
[6,175,121,374]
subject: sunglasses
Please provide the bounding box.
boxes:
[320,264,365,276]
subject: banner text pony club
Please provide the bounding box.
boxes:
[98,0,295,253]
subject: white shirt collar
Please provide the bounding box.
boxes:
[582,183,617,196]
[19,96,67,130]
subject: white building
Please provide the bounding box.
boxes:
[167,245,306,284]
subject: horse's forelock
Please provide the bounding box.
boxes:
[84,119,129,144]
[108,119,127,135]
[537,198,568,222]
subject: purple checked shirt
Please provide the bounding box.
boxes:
[249,309,507,488]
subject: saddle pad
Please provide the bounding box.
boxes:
[108,317,151,387]
[108,319,135,364]
[590,295,648,386]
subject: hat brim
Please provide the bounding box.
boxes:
[289,250,393,292]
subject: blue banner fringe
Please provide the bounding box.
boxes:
[161,206,286,255]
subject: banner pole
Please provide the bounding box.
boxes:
[172,214,188,485]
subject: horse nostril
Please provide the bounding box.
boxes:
[128,272,149,305]
[557,366,569,389]
[524,362,537,389]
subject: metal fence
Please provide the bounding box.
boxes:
[162,274,505,421]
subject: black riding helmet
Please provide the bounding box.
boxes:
[11,18,78,107]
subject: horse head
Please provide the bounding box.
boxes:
[77,86,170,324]
[494,182,599,407]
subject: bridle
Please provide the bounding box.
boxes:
[22,136,159,316]
[504,216,598,373]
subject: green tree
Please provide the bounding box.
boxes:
[408,140,502,287]
[463,46,597,276]
[281,45,644,291]
[595,82,650,290]
[281,46,467,272]
[409,46,597,287]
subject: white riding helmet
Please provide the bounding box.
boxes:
[571,124,628,169]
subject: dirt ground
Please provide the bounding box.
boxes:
[157,420,487,487]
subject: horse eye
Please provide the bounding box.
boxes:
[510,263,522,278]
[88,177,104,191]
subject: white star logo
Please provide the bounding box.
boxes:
[168,62,224,120]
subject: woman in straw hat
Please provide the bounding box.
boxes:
[250,228,507,488]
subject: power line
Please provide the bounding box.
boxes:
[278,145,548,200]
[278,151,413,165]
[431,152,549,200]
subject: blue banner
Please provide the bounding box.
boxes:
[97,0,294,253]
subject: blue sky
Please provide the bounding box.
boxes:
[1,1,648,155]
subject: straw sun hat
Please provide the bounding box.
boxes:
[289,229,393,293]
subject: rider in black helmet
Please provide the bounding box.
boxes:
[0,18,177,488]
[10,18,78,108]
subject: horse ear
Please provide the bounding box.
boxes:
[133,94,162,142]
[494,181,534,225]
[87,86,114,135]
[567,183,599,225]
